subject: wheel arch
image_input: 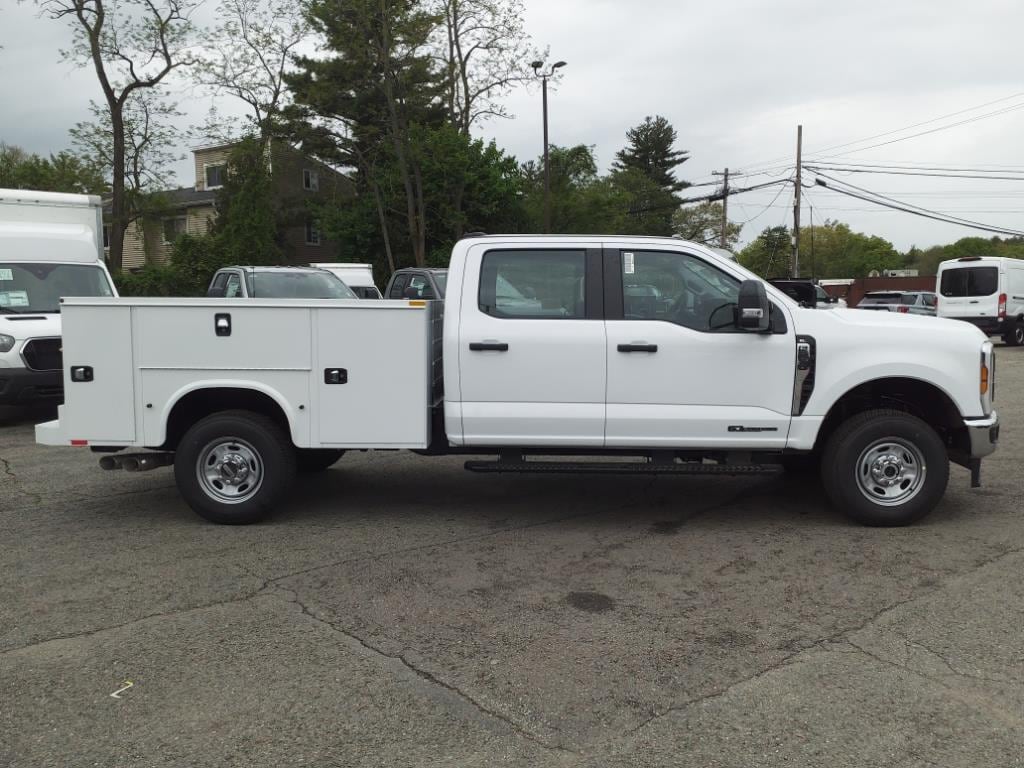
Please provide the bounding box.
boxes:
[813,376,965,454]
[156,383,302,450]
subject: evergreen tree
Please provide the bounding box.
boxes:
[612,115,689,194]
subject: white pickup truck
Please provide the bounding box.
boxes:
[36,236,998,527]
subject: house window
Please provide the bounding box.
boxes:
[302,169,319,191]
[305,220,321,246]
[162,216,188,244]
[205,164,226,189]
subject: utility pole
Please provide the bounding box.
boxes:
[792,124,803,277]
[711,167,737,249]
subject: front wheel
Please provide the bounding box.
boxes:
[821,409,949,526]
[174,410,297,525]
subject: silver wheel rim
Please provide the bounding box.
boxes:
[855,437,926,507]
[196,437,264,504]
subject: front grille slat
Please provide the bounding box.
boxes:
[21,338,63,372]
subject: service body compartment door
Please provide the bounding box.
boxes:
[60,304,136,443]
[315,304,432,448]
[456,245,606,446]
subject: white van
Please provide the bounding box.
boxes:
[309,262,382,299]
[936,256,1024,345]
[0,189,116,406]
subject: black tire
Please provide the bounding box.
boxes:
[820,409,949,527]
[296,448,346,473]
[174,409,296,525]
[1003,320,1024,347]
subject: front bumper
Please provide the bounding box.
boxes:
[964,412,999,459]
[0,367,63,405]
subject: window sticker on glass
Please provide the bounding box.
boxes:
[0,269,13,281]
[623,252,635,275]
[0,291,29,307]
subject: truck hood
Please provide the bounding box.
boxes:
[0,312,61,341]
[827,307,985,341]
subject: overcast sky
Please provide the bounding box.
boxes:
[2,0,1024,251]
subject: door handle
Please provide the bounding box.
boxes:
[469,342,509,351]
[617,343,658,353]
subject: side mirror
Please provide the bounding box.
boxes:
[737,280,771,332]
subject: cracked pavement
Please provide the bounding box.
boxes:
[2,350,1024,767]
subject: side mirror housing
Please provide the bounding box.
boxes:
[737,280,771,332]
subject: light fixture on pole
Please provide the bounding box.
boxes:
[531,59,567,234]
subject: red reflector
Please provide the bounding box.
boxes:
[897,306,909,313]
[70,440,88,446]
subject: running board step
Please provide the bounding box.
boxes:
[464,460,784,476]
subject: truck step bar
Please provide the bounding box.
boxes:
[464,459,784,476]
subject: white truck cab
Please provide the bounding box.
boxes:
[37,236,998,528]
[0,189,115,406]
[936,256,1024,345]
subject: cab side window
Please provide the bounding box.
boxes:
[224,273,243,298]
[479,250,586,319]
[622,250,740,332]
[389,274,409,299]
[208,273,228,297]
[408,275,435,299]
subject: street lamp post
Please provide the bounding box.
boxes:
[531,60,566,234]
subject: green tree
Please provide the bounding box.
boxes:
[800,220,901,278]
[0,142,107,194]
[673,201,742,249]
[212,138,282,265]
[611,115,689,235]
[738,225,792,278]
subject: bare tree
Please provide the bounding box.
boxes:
[197,0,310,144]
[435,0,542,134]
[70,92,183,224]
[36,0,199,271]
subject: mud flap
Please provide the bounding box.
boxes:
[970,458,982,489]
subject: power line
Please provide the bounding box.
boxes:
[735,173,794,226]
[813,175,1024,237]
[805,164,1024,182]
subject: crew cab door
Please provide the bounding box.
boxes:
[604,246,795,448]
[456,245,606,446]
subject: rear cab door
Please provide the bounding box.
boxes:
[454,241,606,446]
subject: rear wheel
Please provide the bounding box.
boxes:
[1002,320,1024,347]
[174,410,296,525]
[296,448,346,473]
[821,409,948,526]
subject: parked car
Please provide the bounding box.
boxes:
[310,263,382,299]
[0,188,116,406]
[384,268,448,300]
[769,279,847,309]
[206,266,358,299]
[41,235,998,529]
[857,291,936,315]
[937,256,1024,345]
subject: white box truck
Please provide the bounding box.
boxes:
[936,256,1024,345]
[37,236,998,527]
[0,189,117,406]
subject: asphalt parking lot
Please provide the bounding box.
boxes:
[2,354,1023,768]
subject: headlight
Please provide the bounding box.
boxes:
[0,334,15,353]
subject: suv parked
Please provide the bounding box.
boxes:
[384,268,448,300]
[858,291,936,315]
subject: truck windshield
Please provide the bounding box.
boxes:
[0,263,114,313]
[940,266,998,297]
[250,271,357,299]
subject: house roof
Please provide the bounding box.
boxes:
[101,186,216,214]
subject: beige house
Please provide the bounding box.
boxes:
[109,140,352,270]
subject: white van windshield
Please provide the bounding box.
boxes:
[0,263,114,313]
[941,266,998,297]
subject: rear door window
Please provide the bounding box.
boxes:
[941,266,998,297]
[479,250,586,319]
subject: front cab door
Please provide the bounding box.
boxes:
[604,246,795,449]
